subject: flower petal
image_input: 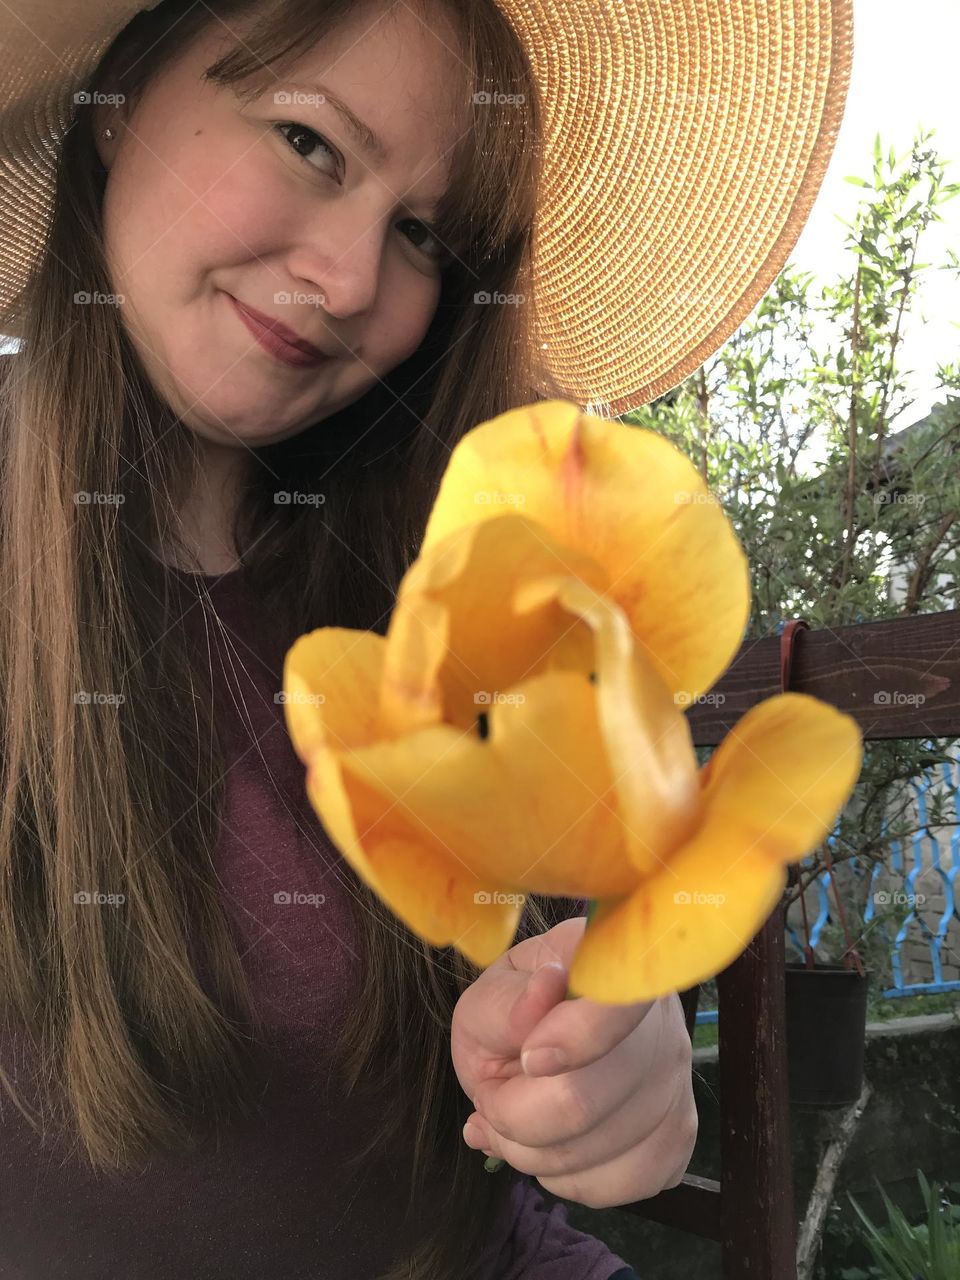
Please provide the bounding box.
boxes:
[318,667,639,913]
[567,692,863,1003]
[306,741,521,967]
[377,592,448,737]
[283,631,522,961]
[694,691,864,860]
[420,400,750,701]
[567,853,787,1004]
[282,627,393,902]
[283,627,388,759]
[382,514,606,733]
[552,576,702,878]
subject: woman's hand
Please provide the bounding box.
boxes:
[450,915,698,1209]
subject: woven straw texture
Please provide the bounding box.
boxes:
[0,0,853,415]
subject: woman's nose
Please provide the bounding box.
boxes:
[288,208,387,322]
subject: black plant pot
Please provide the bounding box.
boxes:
[784,962,870,1109]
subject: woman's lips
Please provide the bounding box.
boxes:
[226,293,330,369]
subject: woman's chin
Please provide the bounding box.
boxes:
[164,366,328,444]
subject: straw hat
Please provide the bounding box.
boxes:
[0,0,853,417]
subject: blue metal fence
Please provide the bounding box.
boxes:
[694,744,960,1026]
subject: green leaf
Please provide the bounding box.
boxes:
[855,1177,926,1280]
[876,1179,926,1267]
[845,175,871,187]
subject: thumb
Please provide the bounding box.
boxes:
[453,957,570,1083]
[506,960,569,1053]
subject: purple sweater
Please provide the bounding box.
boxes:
[0,565,634,1279]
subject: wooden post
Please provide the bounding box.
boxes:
[717,899,796,1278]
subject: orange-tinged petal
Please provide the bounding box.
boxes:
[283,627,387,761]
[306,744,521,967]
[567,691,863,1003]
[694,691,864,861]
[378,592,448,736]
[281,628,392,902]
[566,849,787,1004]
[283,626,521,958]
[382,514,606,732]
[552,576,702,878]
[420,400,750,701]
[316,669,639,909]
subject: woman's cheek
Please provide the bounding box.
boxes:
[101,142,223,305]
[173,138,302,263]
[371,270,443,366]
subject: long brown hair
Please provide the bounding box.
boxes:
[0,1,569,1276]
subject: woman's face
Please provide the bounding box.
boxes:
[96,3,466,447]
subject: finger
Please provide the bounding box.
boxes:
[508,961,571,1055]
[536,1085,699,1209]
[501,915,587,976]
[520,987,659,1078]
[474,1004,667,1148]
[457,958,569,1072]
[453,916,585,1083]
[463,1049,678,1179]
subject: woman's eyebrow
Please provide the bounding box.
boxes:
[277,78,451,215]
[283,81,389,165]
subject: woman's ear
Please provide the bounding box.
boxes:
[91,93,131,172]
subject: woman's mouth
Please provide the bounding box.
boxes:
[225,293,331,369]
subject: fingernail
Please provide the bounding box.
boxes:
[463,1121,485,1148]
[527,961,566,996]
[521,1046,568,1075]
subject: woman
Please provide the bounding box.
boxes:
[0,0,852,1276]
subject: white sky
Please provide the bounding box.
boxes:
[788,0,960,432]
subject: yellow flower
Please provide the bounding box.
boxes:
[283,402,862,1003]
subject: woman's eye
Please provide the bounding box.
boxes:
[275,122,339,176]
[275,122,451,264]
[398,219,449,264]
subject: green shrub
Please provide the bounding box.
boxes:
[842,1171,960,1279]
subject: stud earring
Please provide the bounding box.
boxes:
[103,126,115,140]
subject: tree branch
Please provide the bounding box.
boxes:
[796,1078,874,1280]
[903,509,957,613]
